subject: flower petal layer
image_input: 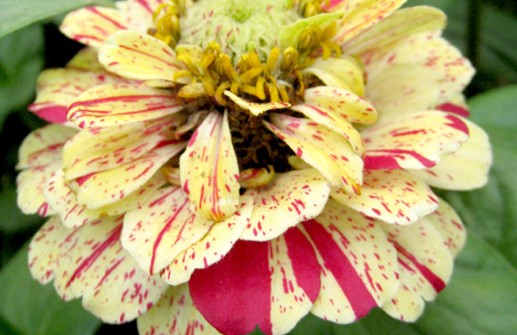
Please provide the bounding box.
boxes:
[332,170,439,225]
[122,186,213,275]
[301,201,399,324]
[29,68,125,124]
[72,142,185,208]
[380,219,453,322]
[180,111,240,221]
[99,31,183,81]
[332,0,406,45]
[161,196,254,285]
[224,91,291,116]
[52,216,167,323]
[137,285,218,335]
[343,6,446,55]
[17,163,59,216]
[190,228,321,335]
[425,198,466,257]
[68,83,184,128]
[265,114,363,194]
[301,57,365,95]
[63,115,183,180]
[240,169,330,241]
[60,6,128,47]
[410,119,492,190]
[363,111,469,170]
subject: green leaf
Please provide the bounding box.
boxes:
[0,0,114,38]
[285,232,517,335]
[0,25,44,131]
[0,245,101,335]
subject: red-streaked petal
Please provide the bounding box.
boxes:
[332,170,439,225]
[99,30,183,82]
[126,0,167,32]
[301,200,399,324]
[332,0,406,45]
[72,142,185,208]
[17,124,77,169]
[29,216,69,284]
[161,196,254,285]
[63,114,183,180]
[17,163,59,217]
[343,6,446,55]
[60,6,128,47]
[68,83,184,128]
[363,111,469,170]
[241,169,330,241]
[122,186,213,275]
[410,119,492,190]
[426,198,466,257]
[137,285,219,335]
[53,216,167,323]
[29,68,127,124]
[265,114,363,194]
[180,111,240,221]
[190,228,321,335]
[381,219,453,321]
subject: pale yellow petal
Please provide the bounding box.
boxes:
[224,91,290,116]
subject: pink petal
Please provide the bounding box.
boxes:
[332,170,439,225]
[363,111,469,170]
[68,83,184,128]
[190,228,321,335]
[301,200,399,323]
[180,111,240,221]
[241,169,330,241]
[122,186,213,275]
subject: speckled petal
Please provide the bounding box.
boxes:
[301,57,365,95]
[425,198,466,257]
[343,6,446,55]
[17,124,77,169]
[410,119,492,190]
[63,115,183,180]
[363,111,469,170]
[28,216,69,284]
[29,68,126,124]
[331,0,406,45]
[241,169,330,241]
[380,219,453,321]
[68,83,184,129]
[137,285,219,335]
[190,228,321,335]
[161,196,253,285]
[99,30,183,82]
[364,32,474,116]
[180,111,240,221]
[301,200,399,324]
[332,170,439,225]
[72,142,185,208]
[53,216,167,324]
[265,114,363,194]
[126,0,167,33]
[60,6,128,47]
[224,91,290,116]
[17,163,59,217]
[66,47,105,71]
[122,186,213,275]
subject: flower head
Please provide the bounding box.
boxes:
[19,0,492,334]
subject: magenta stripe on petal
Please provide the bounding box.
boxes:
[364,149,436,169]
[436,102,470,117]
[29,104,68,123]
[190,240,273,335]
[303,220,377,319]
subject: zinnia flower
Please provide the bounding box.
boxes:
[18,0,492,334]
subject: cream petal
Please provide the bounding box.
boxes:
[332,170,439,225]
[180,111,240,221]
[68,83,184,128]
[363,110,469,170]
[265,114,363,194]
[224,91,290,116]
[99,30,183,82]
[301,200,399,324]
[161,196,253,285]
[425,198,466,257]
[137,285,219,335]
[410,119,492,190]
[122,186,213,275]
[60,6,128,47]
[17,163,60,216]
[241,169,330,241]
[53,216,167,323]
